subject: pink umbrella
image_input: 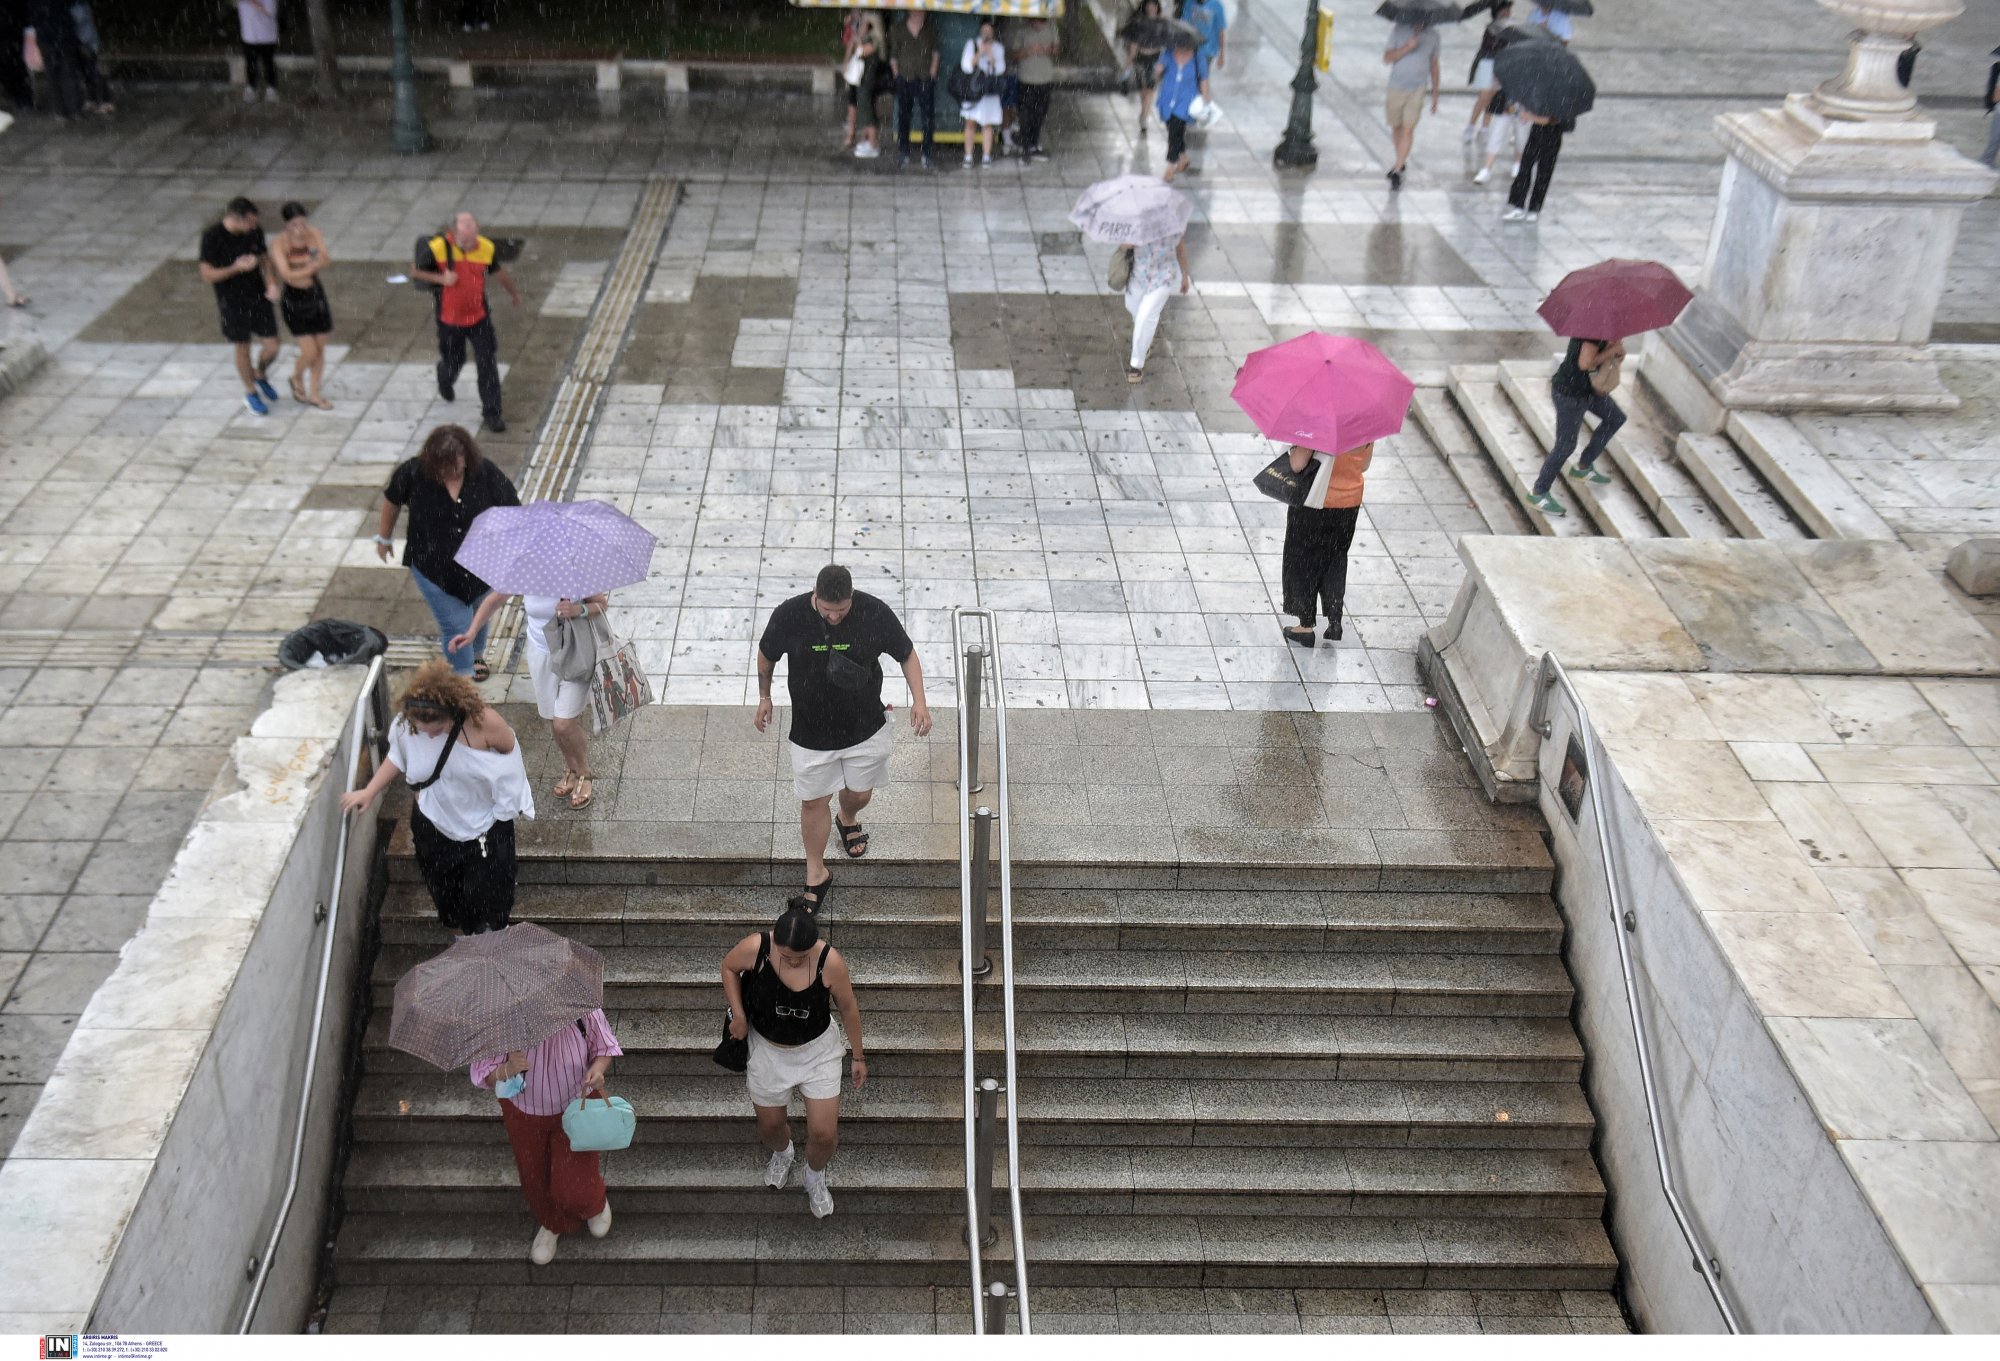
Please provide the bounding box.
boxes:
[1230,334,1415,455]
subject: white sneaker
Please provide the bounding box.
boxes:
[1503,207,1527,222]
[1524,211,1540,223]
[854,142,878,159]
[962,153,974,168]
[587,1199,612,1238]
[1474,166,1490,184]
[764,1141,796,1188]
[1511,160,1521,176]
[264,87,280,104]
[1461,125,1479,144]
[803,1165,834,1219]
[242,86,256,103]
[530,1227,559,1265]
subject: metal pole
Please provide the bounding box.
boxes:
[963,809,994,979]
[984,1279,1012,1335]
[389,0,434,155]
[973,1077,1000,1248]
[1273,1,1322,169]
[961,643,986,794]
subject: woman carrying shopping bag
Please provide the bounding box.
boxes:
[454,588,612,810]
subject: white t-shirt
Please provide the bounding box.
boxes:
[1531,6,1574,41]
[238,0,280,45]
[522,595,559,655]
[388,715,535,843]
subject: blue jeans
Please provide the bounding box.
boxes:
[895,76,936,157]
[1533,389,1626,496]
[1982,112,2000,168]
[409,566,490,676]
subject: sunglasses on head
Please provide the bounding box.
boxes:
[406,700,459,722]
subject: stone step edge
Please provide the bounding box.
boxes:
[1443,368,1594,540]
[1674,433,1810,541]
[1725,410,1897,542]
[1409,388,1535,538]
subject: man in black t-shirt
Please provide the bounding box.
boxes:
[197,196,282,417]
[757,564,931,911]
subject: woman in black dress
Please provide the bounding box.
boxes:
[273,202,334,408]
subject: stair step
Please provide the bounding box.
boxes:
[379,884,1568,955]
[1675,433,1809,540]
[1492,359,1731,540]
[331,1210,1618,1289]
[1410,388,1534,537]
[371,944,1575,1017]
[1445,368,1594,538]
[350,1073,1597,1150]
[1726,411,1896,541]
[360,1009,1585,1082]
[340,1142,1605,1219]
[1493,361,1664,540]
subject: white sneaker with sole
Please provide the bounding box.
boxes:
[1473,166,1490,183]
[530,1227,559,1265]
[1503,207,1527,221]
[764,1141,796,1188]
[263,87,280,104]
[1524,211,1540,222]
[587,1199,613,1238]
[803,1165,834,1219]
[242,86,257,103]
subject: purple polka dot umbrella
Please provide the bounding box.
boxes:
[453,500,658,598]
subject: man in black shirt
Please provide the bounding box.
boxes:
[757,564,932,911]
[197,197,282,417]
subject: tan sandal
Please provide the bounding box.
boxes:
[568,776,594,810]
[553,773,579,799]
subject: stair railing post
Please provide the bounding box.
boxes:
[973,1076,1001,1248]
[961,643,986,794]
[962,808,994,979]
[984,1278,1013,1334]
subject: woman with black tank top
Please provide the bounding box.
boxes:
[720,901,866,1219]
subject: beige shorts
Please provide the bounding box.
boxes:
[746,1025,846,1108]
[790,723,894,801]
[1386,87,1428,130]
[527,646,589,721]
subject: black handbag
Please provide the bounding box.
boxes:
[712,1007,748,1072]
[1252,451,1313,506]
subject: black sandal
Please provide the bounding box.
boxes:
[835,817,870,859]
[473,658,490,682]
[801,873,833,914]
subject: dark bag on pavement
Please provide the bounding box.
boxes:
[1252,451,1314,506]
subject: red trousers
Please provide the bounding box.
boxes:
[499,1099,607,1234]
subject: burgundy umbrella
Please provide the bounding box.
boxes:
[1537,260,1693,341]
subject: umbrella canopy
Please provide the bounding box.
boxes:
[1375,1,1464,25]
[1533,0,1595,13]
[1494,35,1596,121]
[453,499,659,599]
[790,1,1064,15]
[1231,334,1416,456]
[1069,175,1195,246]
[1538,259,1693,340]
[1121,16,1203,51]
[389,923,606,1071]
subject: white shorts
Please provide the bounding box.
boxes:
[1474,58,1497,91]
[527,645,589,722]
[789,723,894,801]
[746,1024,846,1108]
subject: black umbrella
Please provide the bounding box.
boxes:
[1494,36,1596,120]
[1375,0,1465,23]
[1121,16,1202,51]
[1535,0,1595,13]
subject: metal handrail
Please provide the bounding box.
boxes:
[950,608,1032,1336]
[240,657,391,1333]
[1532,652,1743,1334]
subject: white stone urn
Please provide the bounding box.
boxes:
[1810,0,1963,121]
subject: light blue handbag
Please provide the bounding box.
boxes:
[561,1093,636,1152]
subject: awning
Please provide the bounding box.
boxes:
[790,1,1066,17]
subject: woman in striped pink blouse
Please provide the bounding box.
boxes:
[471,1008,624,1265]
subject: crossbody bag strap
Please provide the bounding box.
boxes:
[406,718,465,792]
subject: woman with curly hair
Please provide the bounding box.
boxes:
[342,660,534,934]
[374,424,520,681]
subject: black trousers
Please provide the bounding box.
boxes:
[0,10,32,110]
[76,46,110,105]
[242,41,278,91]
[31,5,82,116]
[1165,115,1188,164]
[410,804,516,934]
[1282,504,1360,631]
[1508,123,1563,213]
[1017,81,1052,151]
[895,76,936,156]
[437,314,504,422]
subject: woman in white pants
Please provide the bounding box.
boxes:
[453,590,610,810]
[1124,229,1191,383]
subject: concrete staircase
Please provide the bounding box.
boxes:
[327,846,1621,1305]
[1414,352,1889,547]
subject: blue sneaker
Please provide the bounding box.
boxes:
[244,391,270,417]
[255,375,279,402]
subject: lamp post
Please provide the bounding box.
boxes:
[1273,1,1321,168]
[390,0,433,155]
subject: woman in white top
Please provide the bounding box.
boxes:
[958,21,1005,168]
[452,588,610,810]
[342,660,534,934]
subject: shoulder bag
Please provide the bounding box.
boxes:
[1107,244,1134,290]
[1588,349,1624,396]
[713,934,768,1072]
[547,608,615,684]
[586,620,656,735]
[1252,450,1317,506]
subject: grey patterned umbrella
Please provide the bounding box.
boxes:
[1534,0,1595,14]
[389,923,605,1070]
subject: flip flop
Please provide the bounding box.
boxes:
[473,659,491,682]
[289,375,306,402]
[553,773,579,799]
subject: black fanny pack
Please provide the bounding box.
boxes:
[821,622,872,693]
